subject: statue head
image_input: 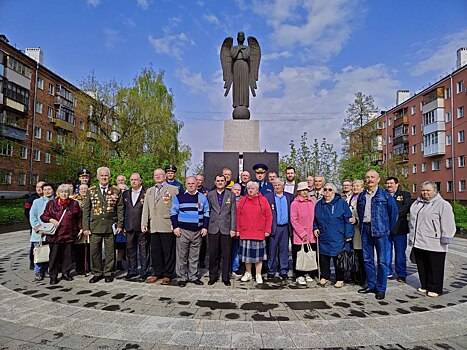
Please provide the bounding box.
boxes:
[237,32,245,45]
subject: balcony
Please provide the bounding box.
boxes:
[393,134,409,145]
[86,131,97,140]
[53,118,74,132]
[5,97,28,113]
[422,98,444,114]
[4,67,31,90]
[424,143,445,157]
[423,122,445,135]
[54,96,74,110]
[0,123,26,141]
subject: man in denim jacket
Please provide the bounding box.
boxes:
[356,170,398,300]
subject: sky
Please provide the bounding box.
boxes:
[1,0,467,170]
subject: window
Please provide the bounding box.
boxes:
[0,143,13,156]
[46,130,52,142]
[459,155,465,168]
[411,106,416,115]
[48,106,54,119]
[37,77,44,90]
[20,146,27,159]
[35,101,43,114]
[45,153,51,164]
[388,118,392,126]
[459,130,465,143]
[79,120,84,130]
[34,126,41,139]
[48,83,54,95]
[457,106,465,119]
[435,182,441,192]
[424,132,439,147]
[7,56,32,78]
[4,80,30,108]
[18,173,26,186]
[432,160,440,171]
[446,111,452,122]
[446,134,452,145]
[411,125,416,135]
[423,110,436,125]
[0,171,12,185]
[411,144,416,154]
[445,87,451,99]
[33,149,40,161]
[457,80,465,94]
[412,164,417,174]
[446,158,453,169]
[447,181,453,193]
[412,184,417,193]
[421,163,426,172]
[460,180,466,192]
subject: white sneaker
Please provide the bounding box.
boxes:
[256,274,263,284]
[427,291,439,297]
[232,272,242,279]
[241,272,252,282]
[417,287,427,294]
[305,275,313,282]
[296,276,306,285]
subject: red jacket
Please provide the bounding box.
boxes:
[41,199,82,244]
[237,194,272,240]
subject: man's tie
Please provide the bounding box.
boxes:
[101,187,107,198]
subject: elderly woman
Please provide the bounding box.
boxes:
[72,184,90,276]
[409,181,456,297]
[291,181,317,286]
[236,181,272,284]
[349,179,366,286]
[231,183,243,277]
[314,183,353,288]
[41,184,82,284]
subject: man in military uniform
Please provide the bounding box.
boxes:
[165,164,185,193]
[253,163,273,195]
[82,166,124,283]
[75,168,91,194]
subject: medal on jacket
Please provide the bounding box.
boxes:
[163,191,171,204]
[271,204,275,210]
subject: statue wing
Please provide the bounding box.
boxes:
[248,36,261,96]
[220,37,233,96]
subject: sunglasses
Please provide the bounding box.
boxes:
[323,188,334,192]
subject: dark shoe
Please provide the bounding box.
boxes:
[191,279,204,286]
[62,274,73,281]
[116,261,123,271]
[223,280,231,286]
[34,273,44,281]
[279,274,288,280]
[89,275,103,283]
[104,276,114,283]
[124,273,138,281]
[178,280,187,287]
[208,279,217,285]
[375,292,386,300]
[50,277,59,285]
[160,277,171,285]
[397,277,406,283]
[199,262,206,269]
[358,287,376,294]
[267,274,275,280]
[388,274,395,280]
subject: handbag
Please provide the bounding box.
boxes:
[37,208,67,236]
[33,243,50,264]
[296,243,318,271]
[337,242,355,272]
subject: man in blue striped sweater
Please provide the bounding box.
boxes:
[171,176,210,287]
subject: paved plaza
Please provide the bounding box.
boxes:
[0,231,466,349]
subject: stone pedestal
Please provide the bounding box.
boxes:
[223,120,260,152]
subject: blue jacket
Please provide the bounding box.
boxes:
[357,187,398,238]
[264,191,294,235]
[256,180,273,195]
[313,194,354,257]
[29,196,54,242]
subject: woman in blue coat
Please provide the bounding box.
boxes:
[314,183,354,288]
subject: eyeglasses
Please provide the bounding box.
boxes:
[323,188,333,192]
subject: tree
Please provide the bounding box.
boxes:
[280,132,339,184]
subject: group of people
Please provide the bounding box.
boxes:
[25,163,457,300]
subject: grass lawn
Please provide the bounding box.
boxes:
[0,199,25,225]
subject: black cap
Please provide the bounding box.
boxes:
[165,164,177,173]
[253,163,268,173]
[77,168,90,177]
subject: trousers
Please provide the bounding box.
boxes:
[90,233,114,277]
[267,225,289,275]
[126,230,149,276]
[208,233,232,282]
[150,232,176,278]
[176,229,201,281]
[389,234,408,278]
[49,243,73,278]
[413,247,446,294]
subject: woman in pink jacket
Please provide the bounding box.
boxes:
[290,181,317,286]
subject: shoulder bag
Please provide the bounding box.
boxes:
[37,208,67,236]
[296,243,318,271]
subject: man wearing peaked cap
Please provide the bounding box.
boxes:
[165,164,185,193]
[75,168,91,194]
[253,163,273,195]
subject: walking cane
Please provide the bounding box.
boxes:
[316,234,321,281]
[84,235,89,276]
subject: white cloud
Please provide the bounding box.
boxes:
[103,29,122,49]
[263,51,292,61]
[148,32,195,60]
[412,28,467,76]
[136,0,150,10]
[251,0,361,60]
[203,14,220,26]
[86,0,101,7]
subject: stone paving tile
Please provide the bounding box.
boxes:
[291,333,326,348]
[54,334,97,349]
[261,333,295,348]
[252,320,282,334]
[231,332,263,349]
[199,332,232,348]
[166,331,202,346]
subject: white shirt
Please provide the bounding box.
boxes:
[284,181,295,195]
[131,187,142,206]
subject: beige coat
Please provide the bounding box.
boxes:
[141,183,179,233]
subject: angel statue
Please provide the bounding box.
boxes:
[220,32,261,120]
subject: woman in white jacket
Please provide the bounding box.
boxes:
[409,181,456,297]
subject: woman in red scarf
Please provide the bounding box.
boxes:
[41,184,82,284]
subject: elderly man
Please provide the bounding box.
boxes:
[268,171,278,184]
[142,169,179,285]
[207,174,236,286]
[311,175,325,200]
[121,173,147,281]
[82,167,124,283]
[171,176,210,287]
[196,174,209,195]
[265,179,293,280]
[341,179,353,204]
[116,175,129,191]
[240,170,251,196]
[253,163,273,195]
[166,164,184,192]
[357,170,398,300]
[74,168,90,194]
[222,167,235,190]
[284,167,297,195]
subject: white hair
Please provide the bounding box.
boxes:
[273,178,285,186]
[97,166,111,177]
[246,181,259,190]
[421,181,438,193]
[324,183,337,192]
[57,184,73,195]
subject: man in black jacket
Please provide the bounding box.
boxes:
[122,173,148,281]
[385,177,412,282]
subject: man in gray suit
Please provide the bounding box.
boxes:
[141,168,179,285]
[207,174,237,286]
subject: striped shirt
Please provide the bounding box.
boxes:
[170,191,210,231]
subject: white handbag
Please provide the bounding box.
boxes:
[37,209,67,236]
[296,243,318,271]
[33,243,50,264]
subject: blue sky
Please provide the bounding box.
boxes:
[2,0,467,169]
